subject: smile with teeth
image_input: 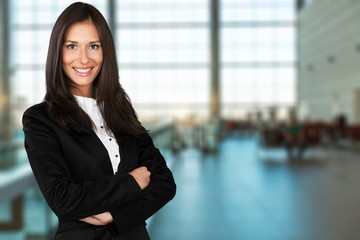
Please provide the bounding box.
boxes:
[73,67,93,73]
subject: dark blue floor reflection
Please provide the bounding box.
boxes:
[148,136,360,240]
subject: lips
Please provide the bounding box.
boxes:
[73,67,93,73]
[73,67,94,76]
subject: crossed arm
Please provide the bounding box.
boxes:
[80,166,151,226]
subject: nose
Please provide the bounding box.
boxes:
[79,48,89,65]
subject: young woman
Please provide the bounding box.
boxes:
[22,2,176,239]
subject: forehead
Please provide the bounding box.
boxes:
[64,21,100,41]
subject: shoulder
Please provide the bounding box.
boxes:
[23,102,48,116]
[23,102,50,123]
[135,132,154,148]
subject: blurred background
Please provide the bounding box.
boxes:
[2,0,360,239]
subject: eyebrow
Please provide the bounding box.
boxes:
[64,40,101,44]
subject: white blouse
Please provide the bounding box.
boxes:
[74,95,120,174]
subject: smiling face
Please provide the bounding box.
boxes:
[62,20,103,97]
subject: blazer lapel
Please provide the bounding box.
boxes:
[75,131,114,175]
[116,134,134,173]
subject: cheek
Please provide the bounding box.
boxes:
[61,56,72,75]
[62,56,71,65]
[96,50,103,64]
[62,62,72,75]
[62,51,74,65]
[93,54,103,65]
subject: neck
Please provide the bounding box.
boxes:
[71,87,93,98]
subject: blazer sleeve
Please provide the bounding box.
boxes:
[110,133,176,235]
[22,107,142,220]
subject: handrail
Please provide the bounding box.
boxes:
[0,139,23,151]
[149,120,174,136]
[0,139,34,202]
[0,164,35,202]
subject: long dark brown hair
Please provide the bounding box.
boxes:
[45,2,146,136]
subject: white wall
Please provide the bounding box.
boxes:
[298,0,360,123]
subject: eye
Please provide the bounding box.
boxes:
[65,44,77,50]
[89,44,100,50]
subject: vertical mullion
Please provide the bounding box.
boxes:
[210,0,220,117]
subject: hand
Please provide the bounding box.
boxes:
[80,212,113,225]
[129,166,151,190]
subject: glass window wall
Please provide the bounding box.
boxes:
[220,0,296,119]
[116,0,210,120]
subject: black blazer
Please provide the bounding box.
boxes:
[22,102,176,240]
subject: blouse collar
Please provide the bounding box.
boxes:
[74,95,98,117]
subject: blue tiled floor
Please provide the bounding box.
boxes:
[148,136,360,240]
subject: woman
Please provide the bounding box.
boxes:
[22,2,176,240]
